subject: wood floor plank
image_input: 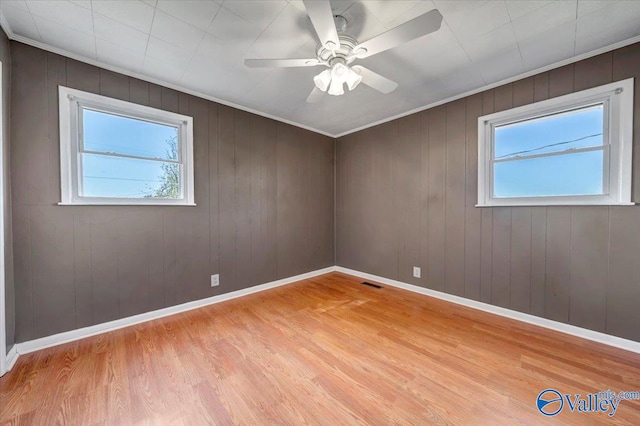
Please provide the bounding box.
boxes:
[1,272,639,425]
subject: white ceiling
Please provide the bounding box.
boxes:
[1,0,640,137]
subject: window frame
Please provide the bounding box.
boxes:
[477,78,634,207]
[59,86,195,206]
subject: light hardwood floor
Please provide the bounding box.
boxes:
[1,272,639,424]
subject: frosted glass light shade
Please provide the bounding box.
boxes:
[331,63,349,84]
[328,79,345,96]
[313,69,331,92]
[345,67,363,91]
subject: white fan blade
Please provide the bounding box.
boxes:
[353,9,442,59]
[352,66,398,94]
[306,86,324,103]
[302,0,340,48]
[245,58,322,68]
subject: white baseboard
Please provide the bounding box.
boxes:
[5,344,18,371]
[10,264,639,366]
[15,266,335,356]
[335,266,640,355]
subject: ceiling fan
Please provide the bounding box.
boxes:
[244,1,443,103]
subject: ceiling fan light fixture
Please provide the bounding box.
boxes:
[313,69,332,92]
[331,62,349,84]
[345,67,363,91]
[328,79,345,96]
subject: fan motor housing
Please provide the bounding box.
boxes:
[316,33,358,65]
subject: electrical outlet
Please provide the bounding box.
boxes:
[211,274,220,287]
[413,267,421,279]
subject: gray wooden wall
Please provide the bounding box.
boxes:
[10,42,334,342]
[337,43,640,342]
[1,29,15,352]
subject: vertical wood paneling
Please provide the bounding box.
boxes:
[30,207,76,337]
[217,106,236,289]
[491,208,511,308]
[396,115,421,284]
[533,73,549,102]
[129,79,150,106]
[208,103,220,279]
[544,207,571,323]
[573,52,612,91]
[47,53,66,205]
[545,63,574,323]
[11,45,48,207]
[9,41,640,344]
[250,115,278,284]
[512,77,534,107]
[322,137,336,268]
[90,212,120,325]
[250,114,265,283]
[192,96,212,299]
[234,111,253,287]
[444,100,466,296]
[149,84,162,109]
[117,212,150,318]
[307,131,334,270]
[367,122,398,278]
[11,44,335,341]
[335,136,346,266]
[335,42,640,344]
[262,121,279,274]
[479,91,494,303]
[529,209,547,317]
[162,210,177,307]
[276,125,331,278]
[175,95,210,303]
[509,78,534,313]
[66,59,100,93]
[99,69,129,101]
[548,64,574,97]
[612,44,640,202]
[276,125,299,278]
[608,208,640,341]
[12,205,32,341]
[340,131,370,272]
[146,210,165,311]
[608,43,640,341]
[161,87,179,113]
[355,128,375,275]
[509,208,531,313]
[1,31,14,349]
[530,74,549,318]
[490,85,513,308]
[418,111,430,288]
[73,211,93,328]
[464,95,482,300]
[427,106,446,291]
[569,207,609,332]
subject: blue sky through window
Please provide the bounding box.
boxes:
[81,109,179,198]
[493,104,605,198]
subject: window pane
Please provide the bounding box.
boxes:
[83,109,179,161]
[81,153,181,199]
[494,104,604,160]
[494,150,604,197]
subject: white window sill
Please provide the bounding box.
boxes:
[476,202,635,207]
[58,202,197,206]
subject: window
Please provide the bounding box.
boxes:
[59,86,194,205]
[477,78,634,207]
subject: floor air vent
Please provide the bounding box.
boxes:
[361,281,382,289]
